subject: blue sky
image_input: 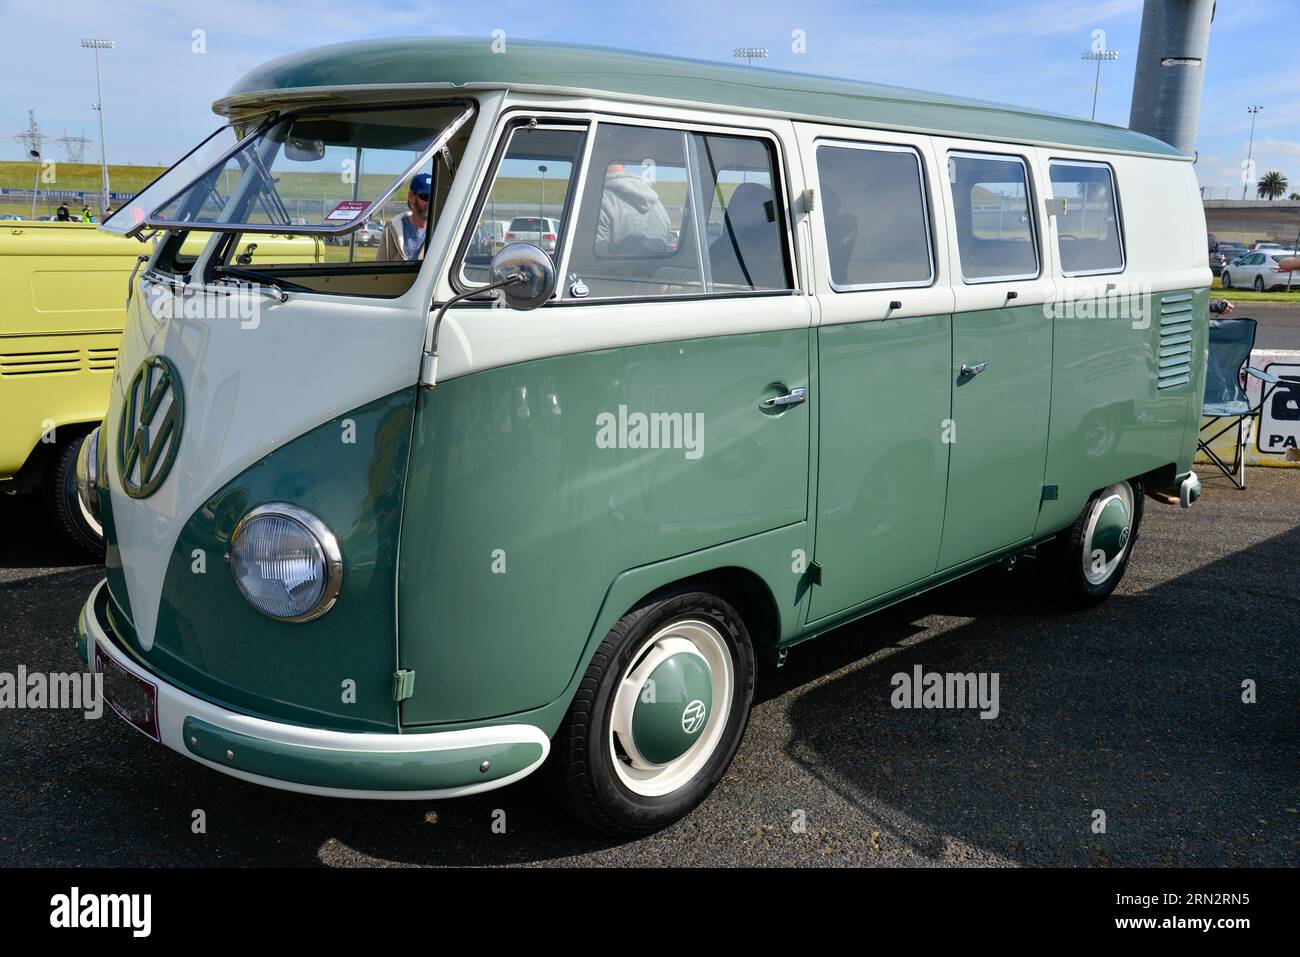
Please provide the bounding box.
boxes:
[1,0,1297,195]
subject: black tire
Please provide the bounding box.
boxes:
[1254,275,1266,292]
[1221,271,1232,289]
[1041,479,1143,607]
[546,588,755,836]
[45,434,104,559]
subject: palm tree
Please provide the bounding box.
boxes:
[1291,192,1300,201]
[1256,170,1289,200]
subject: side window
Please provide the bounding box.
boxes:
[565,124,700,299]
[564,123,792,299]
[815,142,933,289]
[695,133,791,293]
[948,152,1039,283]
[1048,161,1124,275]
[459,124,586,287]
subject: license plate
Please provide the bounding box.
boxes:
[95,644,160,741]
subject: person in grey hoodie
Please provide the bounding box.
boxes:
[595,164,672,258]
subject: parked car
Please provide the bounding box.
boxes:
[504,215,560,252]
[1221,250,1299,291]
[354,220,381,246]
[1209,241,1246,275]
[0,213,25,221]
[465,219,509,263]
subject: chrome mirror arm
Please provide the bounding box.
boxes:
[422,274,523,390]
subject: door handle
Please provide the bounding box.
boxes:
[761,386,807,409]
[959,361,988,378]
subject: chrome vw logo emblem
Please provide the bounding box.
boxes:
[681,699,707,735]
[117,355,184,498]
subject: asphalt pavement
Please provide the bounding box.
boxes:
[1,468,1296,867]
[1241,301,1300,351]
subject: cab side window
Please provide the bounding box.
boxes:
[459,124,587,288]
[1048,161,1124,275]
[564,123,792,299]
[815,142,933,289]
[948,152,1039,283]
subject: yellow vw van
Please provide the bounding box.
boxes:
[76,38,1206,835]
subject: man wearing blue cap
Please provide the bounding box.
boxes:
[379,172,432,261]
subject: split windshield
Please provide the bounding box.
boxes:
[104,102,473,237]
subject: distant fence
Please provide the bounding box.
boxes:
[0,187,135,202]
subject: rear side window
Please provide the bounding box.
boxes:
[815,142,933,289]
[948,152,1039,283]
[563,123,792,299]
[1048,161,1124,275]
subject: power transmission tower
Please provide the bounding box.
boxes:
[14,110,49,217]
[55,129,92,164]
[14,109,48,158]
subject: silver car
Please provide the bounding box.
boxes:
[1221,249,1299,291]
[504,216,560,253]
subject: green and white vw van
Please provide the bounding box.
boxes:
[76,38,1207,835]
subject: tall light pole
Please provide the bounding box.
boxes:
[733,47,768,66]
[1081,49,1121,121]
[81,39,115,218]
[1243,105,1262,201]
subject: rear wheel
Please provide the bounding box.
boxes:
[45,434,104,559]
[546,588,755,836]
[1041,479,1142,606]
[1254,275,1266,292]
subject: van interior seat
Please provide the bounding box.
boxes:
[708,183,786,290]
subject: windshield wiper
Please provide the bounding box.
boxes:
[211,264,308,293]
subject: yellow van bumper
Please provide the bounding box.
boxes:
[76,580,549,798]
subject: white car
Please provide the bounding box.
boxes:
[1221,249,1299,291]
[504,216,559,253]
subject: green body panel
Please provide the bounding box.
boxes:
[182,716,541,791]
[398,329,810,725]
[112,391,415,733]
[939,303,1053,568]
[809,314,952,621]
[632,653,712,765]
[218,39,1183,159]
[1035,287,1208,535]
[389,521,808,741]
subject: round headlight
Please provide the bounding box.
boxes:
[229,504,342,622]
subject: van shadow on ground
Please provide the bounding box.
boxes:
[766,520,1299,867]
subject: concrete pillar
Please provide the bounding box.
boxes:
[1128,0,1216,156]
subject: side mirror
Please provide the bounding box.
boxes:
[488,242,556,310]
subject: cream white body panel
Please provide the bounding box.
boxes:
[105,288,426,648]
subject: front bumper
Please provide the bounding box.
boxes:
[76,580,549,799]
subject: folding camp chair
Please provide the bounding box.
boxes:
[1198,317,1283,489]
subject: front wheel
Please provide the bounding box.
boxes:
[1254,275,1266,292]
[546,589,755,836]
[1221,271,1232,289]
[46,434,104,558]
[1041,479,1143,606]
